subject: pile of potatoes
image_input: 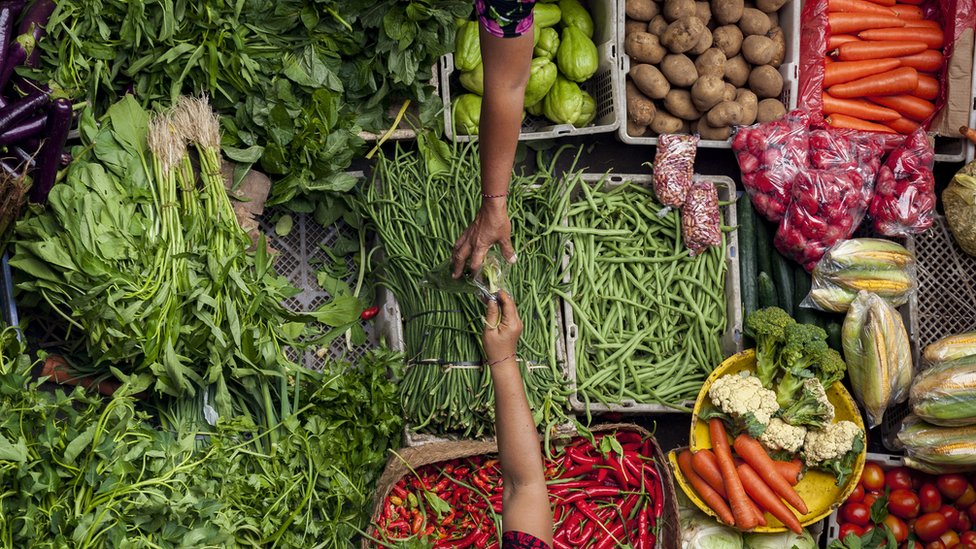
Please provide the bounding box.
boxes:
[624,0,789,140]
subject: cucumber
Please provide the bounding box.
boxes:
[793,263,818,326]
[737,194,758,320]
[826,321,843,352]
[755,216,774,282]
[758,271,778,309]
[771,249,794,316]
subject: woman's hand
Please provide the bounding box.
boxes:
[451,201,516,279]
[483,290,522,364]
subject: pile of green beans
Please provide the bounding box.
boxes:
[558,176,729,413]
[359,142,572,439]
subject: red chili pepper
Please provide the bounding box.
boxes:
[392,484,408,499]
[360,306,379,320]
[431,478,450,493]
[410,509,423,535]
[638,503,651,549]
[596,467,609,483]
[609,458,632,488]
[568,447,601,466]
[474,530,491,546]
[594,522,626,549]
[547,480,595,492]
[561,463,595,478]
[553,539,572,549]
[440,510,456,526]
[616,431,643,444]
[620,493,640,522]
[453,466,470,477]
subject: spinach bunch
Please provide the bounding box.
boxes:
[32,0,470,204]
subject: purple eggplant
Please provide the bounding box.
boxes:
[0,33,31,91]
[0,113,43,145]
[0,160,18,178]
[16,0,52,68]
[28,97,69,203]
[0,90,46,133]
[11,145,34,167]
[0,2,27,80]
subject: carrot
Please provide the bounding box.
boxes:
[827,113,899,133]
[828,12,906,34]
[896,0,924,4]
[692,449,728,499]
[834,40,927,60]
[889,4,924,19]
[823,93,901,121]
[734,435,810,515]
[863,0,895,5]
[897,50,944,72]
[912,74,939,100]
[737,462,804,534]
[828,67,918,98]
[858,27,943,48]
[828,34,861,50]
[679,450,735,525]
[773,459,803,486]
[885,117,922,133]
[960,126,976,146]
[709,419,759,530]
[869,94,936,121]
[901,19,941,30]
[823,58,901,87]
[828,0,895,15]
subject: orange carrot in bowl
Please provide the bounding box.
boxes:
[827,113,899,132]
[679,450,735,525]
[737,462,804,534]
[828,66,918,98]
[828,12,905,34]
[709,419,758,530]
[823,94,901,121]
[828,0,896,15]
[692,449,728,498]
[858,27,943,48]
[734,435,809,515]
[834,40,927,60]
[869,94,936,121]
[773,459,803,486]
[823,58,901,87]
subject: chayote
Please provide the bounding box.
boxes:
[453,93,482,135]
[454,20,481,72]
[557,26,598,82]
[534,27,560,59]
[524,57,558,107]
[533,3,561,28]
[558,0,593,37]
[459,62,484,95]
[542,75,583,125]
[525,99,544,117]
[574,90,596,127]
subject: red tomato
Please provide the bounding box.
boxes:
[958,486,976,508]
[940,530,960,548]
[970,503,976,524]
[939,475,969,500]
[863,463,886,492]
[865,492,882,508]
[922,484,944,513]
[942,506,962,529]
[959,514,972,532]
[926,542,948,549]
[844,503,872,526]
[915,512,950,542]
[890,489,922,519]
[888,467,915,491]
[885,515,909,543]
[848,483,865,503]
[962,532,976,545]
[839,523,865,541]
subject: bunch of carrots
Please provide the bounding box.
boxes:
[677,419,807,534]
[821,0,944,134]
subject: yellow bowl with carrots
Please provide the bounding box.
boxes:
[669,349,867,532]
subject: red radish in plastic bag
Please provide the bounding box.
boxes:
[869,128,936,236]
[733,110,810,222]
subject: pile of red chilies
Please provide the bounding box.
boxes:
[373,430,665,548]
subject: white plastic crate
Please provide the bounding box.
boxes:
[616,0,801,147]
[563,173,743,415]
[824,453,904,545]
[442,0,620,141]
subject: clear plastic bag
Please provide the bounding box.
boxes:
[732,110,810,222]
[802,238,917,312]
[869,128,937,237]
[653,133,699,209]
[841,290,912,429]
[681,180,721,257]
[898,414,976,469]
[424,250,511,302]
[909,359,976,427]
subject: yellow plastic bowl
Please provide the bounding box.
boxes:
[671,349,867,532]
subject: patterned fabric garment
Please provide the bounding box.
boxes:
[475,0,537,37]
[502,530,550,549]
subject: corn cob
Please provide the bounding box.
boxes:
[829,268,914,298]
[910,360,976,426]
[903,457,976,475]
[898,415,976,467]
[809,285,859,313]
[922,332,976,365]
[827,238,916,270]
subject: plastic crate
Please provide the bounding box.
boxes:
[564,173,743,415]
[358,66,439,142]
[824,452,904,545]
[442,0,620,141]
[616,0,800,147]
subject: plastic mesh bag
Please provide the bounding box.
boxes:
[681,180,721,257]
[732,110,810,222]
[653,133,699,209]
[869,128,937,237]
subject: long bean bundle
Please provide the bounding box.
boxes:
[559,176,729,412]
[359,142,571,439]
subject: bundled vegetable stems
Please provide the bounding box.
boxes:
[359,142,571,439]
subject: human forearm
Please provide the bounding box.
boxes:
[492,358,545,490]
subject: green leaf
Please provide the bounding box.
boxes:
[307,295,361,327]
[222,144,265,163]
[275,214,294,237]
[106,95,149,154]
[64,426,96,464]
[0,433,28,462]
[282,47,341,90]
[424,491,451,517]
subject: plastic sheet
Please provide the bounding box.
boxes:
[898,414,976,469]
[802,238,917,312]
[424,250,510,302]
[869,129,937,237]
[681,180,721,257]
[909,359,976,427]
[653,134,699,209]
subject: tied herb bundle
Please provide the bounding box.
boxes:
[11,96,361,447]
[32,0,470,204]
[358,142,573,440]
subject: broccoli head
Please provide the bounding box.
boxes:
[745,307,795,388]
[774,366,814,409]
[782,323,829,371]
[779,378,836,430]
[815,348,847,389]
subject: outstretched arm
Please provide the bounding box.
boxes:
[483,291,553,544]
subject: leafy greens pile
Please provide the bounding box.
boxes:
[32,0,470,204]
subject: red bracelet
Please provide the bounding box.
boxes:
[486,353,516,367]
[482,192,507,199]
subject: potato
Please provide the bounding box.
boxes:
[739,8,771,36]
[765,10,778,27]
[626,32,667,64]
[756,0,787,12]
[626,118,650,137]
[626,81,658,126]
[735,88,758,125]
[661,16,706,54]
[748,64,783,98]
[625,18,649,36]
[712,25,743,57]
[723,54,750,87]
[742,35,774,65]
[630,64,671,99]
[690,27,713,55]
[706,100,744,126]
[767,26,786,67]
[695,2,712,26]
[661,54,699,87]
[756,98,786,122]
[626,0,660,22]
[664,89,702,120]
[723,83,737,101]
[695,48,727,78]
[648,15,669,36]
[691,75,725,111]
[664,0,696,22]
[697,117,732,139]
[650,110,685,134]
[711,0,744,25]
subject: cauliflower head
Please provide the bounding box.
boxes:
[708,372,779,437]
[759,418,807,454]
[802,420,865,486]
